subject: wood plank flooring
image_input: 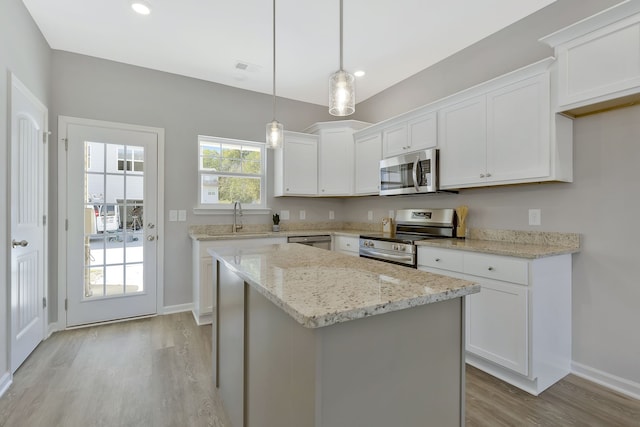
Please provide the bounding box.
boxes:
[1,313,638,427]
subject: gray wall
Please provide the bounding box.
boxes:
[348,0,639,386]
[0,0,51,385]
[50,51,345,311]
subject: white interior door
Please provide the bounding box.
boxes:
[62,119,161,327]
[10,75,48,373]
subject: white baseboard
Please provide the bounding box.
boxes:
[162,303,193,315]
[0,371,12,399]
[572,361,640,400]
[47,322,59,338]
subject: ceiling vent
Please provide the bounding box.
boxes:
[235,61,262,73]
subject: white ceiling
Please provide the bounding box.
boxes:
[22,0,556,107]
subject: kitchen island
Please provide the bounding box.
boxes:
[209,243,479,427]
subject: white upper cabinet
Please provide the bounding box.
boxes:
[439,95,487,187]
[354,131,382,195]
[541,1,640,115]
[273,131,318,196]
[382,110,437,158]
[439,59,572,189]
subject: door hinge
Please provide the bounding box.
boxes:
[43,215,47,226]
[43,297,47,309]
[65,299,68,311]
[65,219,69,231]
[62,138,68,151]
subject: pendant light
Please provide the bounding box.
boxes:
[266,0,284,149]
[329,0,355,116]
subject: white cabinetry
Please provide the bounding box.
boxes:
[305,121,370,196]
[541,1,640,115]
[333,235,359,256]
[417,246,572,395]
[382,111,437,158]
[438,59,572,189]
[273,132,318,196]
[192,237,287,324]
[354,131,382,195]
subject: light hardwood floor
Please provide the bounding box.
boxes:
[1,313,638,427]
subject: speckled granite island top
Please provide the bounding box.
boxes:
[209,243,479,328]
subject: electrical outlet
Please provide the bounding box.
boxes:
[529,209,541,226]
[280,210,290,220]
[329,210,335,220]
[300,210,306,220]
[169,210,177,222]
[368,210,373,221]
[178,210,187,222]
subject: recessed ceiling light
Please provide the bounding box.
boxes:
[131,0,151,15]
[354,70,366,77]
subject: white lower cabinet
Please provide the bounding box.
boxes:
[332,235,359,256]
[417,246,572,395]
[192,237,287,325]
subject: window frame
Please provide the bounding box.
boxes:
[197,135,268,211]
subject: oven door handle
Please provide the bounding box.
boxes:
[360,249,414,263]
[412,156,420,192]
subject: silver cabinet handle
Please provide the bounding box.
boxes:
[12,239,29,248]
[488,266,494,271]
[147,223,155,229]
[480,173,485,178]
[147,235,156,241]
[486,173,492,178]
[435,258,441,262]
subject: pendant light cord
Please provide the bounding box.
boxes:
[272,0,277,121]
[339,0,343,71]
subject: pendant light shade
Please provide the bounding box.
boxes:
[266,119,283,149]
[329,0,355,116]
[266,0,283,149]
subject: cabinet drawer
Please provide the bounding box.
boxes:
[464,253,528,285]
[417,247,464,272]
[335,235,359,253]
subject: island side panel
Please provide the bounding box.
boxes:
[217,260,246,427]
[245,285,316,427]
[316,298,464,427]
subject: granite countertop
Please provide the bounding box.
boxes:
[191,229,363,241]
[415,238,580,258]
[209,243,479,329]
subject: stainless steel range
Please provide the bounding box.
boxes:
[359,208,457,268]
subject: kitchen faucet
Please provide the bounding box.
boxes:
[233,201,243,233]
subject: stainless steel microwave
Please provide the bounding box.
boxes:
[379,149,439,196]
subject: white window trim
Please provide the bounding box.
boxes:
[197,135,268,211]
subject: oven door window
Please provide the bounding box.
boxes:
[380,162,416,192]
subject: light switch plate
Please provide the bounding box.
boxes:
[300,210,306,220]
[368,210,373,221]
[178,210,187,222]
[329,210,335,220]
[169,210,178,222]
[280,210,290,220]
[528,209,541,226]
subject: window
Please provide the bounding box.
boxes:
[198,136,266,209]
[117,147,144,172]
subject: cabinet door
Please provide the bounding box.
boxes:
[466,280,529,376]
[556,17,640,109]
[487,75,550,183]
[333,235,359,255]
[382,122,408,158]
[318,128,354,195]
[438,95,487,188]
[408,111,437,151]
[354,133,382,195]
[283,133,318,195]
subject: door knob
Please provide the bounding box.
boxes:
[147,235,155,241]
[12,239,29,248]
